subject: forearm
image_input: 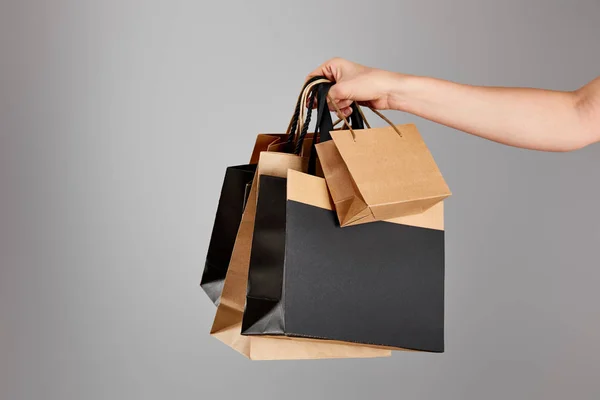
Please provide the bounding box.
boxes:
[389,74,594,151]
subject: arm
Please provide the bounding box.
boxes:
[390,75,600,151]
[310,58,600,152]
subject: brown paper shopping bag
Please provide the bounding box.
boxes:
[313,81,451,226]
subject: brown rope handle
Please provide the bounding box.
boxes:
[327,94,403,140]
[367,108,398,134]
[333,107,371,129]
[355,105,372,129]
[326,96,356,140]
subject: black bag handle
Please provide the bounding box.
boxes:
[349,102,365,130]
[312,77,404,134]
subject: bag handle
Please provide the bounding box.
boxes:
[285,77,330,150]
[333,109,371,130]
[285,76,324,136]
[294,82,330,155]
[327,95,402,140]
[296,78,331,138]
[294,81,335,155]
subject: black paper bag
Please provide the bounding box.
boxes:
[242,169,446,352]
[201,164,256,305]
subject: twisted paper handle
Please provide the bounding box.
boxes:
[327,93,403,140]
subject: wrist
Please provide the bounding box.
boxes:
[386,72,419,112]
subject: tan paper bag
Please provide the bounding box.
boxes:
[210,151,391,360]
[249,134,288,163]
[316,123,451,227]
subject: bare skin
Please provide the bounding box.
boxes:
[308,58,600,152]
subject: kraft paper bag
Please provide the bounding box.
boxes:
[210,151,391,360]
[201,134,286,305]
[309,79,451,226]
[242,169,445,352]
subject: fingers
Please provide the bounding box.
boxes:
[308,95,353,113]
[306,63,334,82]
[309,100,351,117]
[327,82,355,115]
[306,57,346,82]
[305,97,352,118]
[337,107,353,118]
[305,80,354,116]
[331,99,353,109]
[326,95,353,119]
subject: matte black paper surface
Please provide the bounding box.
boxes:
[201,164,257,305]
[284,200,445,352]
[242,175,287,335]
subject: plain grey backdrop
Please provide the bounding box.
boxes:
[1,0,599,399]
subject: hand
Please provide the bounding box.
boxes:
[307,58,404,116]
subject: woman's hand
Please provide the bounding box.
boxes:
[307,58,406,116]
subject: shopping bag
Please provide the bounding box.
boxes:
[201,163,256,304]
[241,81,445,352]
[201,134,286,305]
[209,81,391,360]
[242,168,445,352]
[313,80,451,226]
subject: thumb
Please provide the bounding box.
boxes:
[326,82,354,117]
[328,81,353,103]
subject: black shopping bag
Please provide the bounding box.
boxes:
[241,81,446,352]
[242,169,445,352]
[201,164,257,305]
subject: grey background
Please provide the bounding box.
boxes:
[1,0,599,399]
